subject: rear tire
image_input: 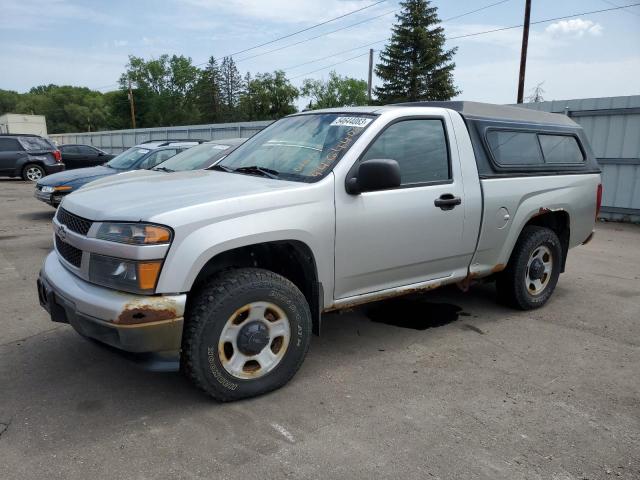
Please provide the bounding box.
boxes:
[496,226,562,310]
[22,163,45,182]
[182,268,312,401]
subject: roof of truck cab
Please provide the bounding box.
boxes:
[393,101,578,127]
[296,102,577,127]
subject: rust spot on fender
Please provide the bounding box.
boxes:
[491,263,506,273]
[532,207,551,218]
[116,297,179,325]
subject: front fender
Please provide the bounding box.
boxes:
[154,190,335,303]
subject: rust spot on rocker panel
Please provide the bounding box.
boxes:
[116,297,179,325]
[326,282,442,312]
[491,263,506,273]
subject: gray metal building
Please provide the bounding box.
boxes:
[517,95,640,223]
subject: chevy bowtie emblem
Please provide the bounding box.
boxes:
[57,224,67,241]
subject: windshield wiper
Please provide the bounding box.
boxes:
[233,165,279,179]
[210,164,234,172]
[153,166,174,173]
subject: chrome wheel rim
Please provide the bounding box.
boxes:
[26,166,43,181]
[525,245,553,295]
[218,301,290,380]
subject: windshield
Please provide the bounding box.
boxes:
[107,147,150,169]
[217,113,375,182]
[155,143,234,171]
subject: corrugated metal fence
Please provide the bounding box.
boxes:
[518,95,640,223]
[49,121,273,154]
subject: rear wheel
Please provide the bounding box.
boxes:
[22,164,45,182]
[496,226,562,310]
[182,268,312,401]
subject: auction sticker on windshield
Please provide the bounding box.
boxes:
[330,117,373,128]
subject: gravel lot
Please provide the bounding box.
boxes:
[1,178,639,480]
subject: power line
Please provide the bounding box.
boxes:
[290,52,372,80]
[290,2,640,81]
[447,3,640,40]
[283,0,512,72]
[224,0,387,58]
[600,0,640,16]
[235,9,397,64]
[441,0,510,22]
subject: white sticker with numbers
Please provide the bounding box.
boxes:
[330,116,373,128]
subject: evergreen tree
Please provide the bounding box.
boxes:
[220,56,244,120]
[375,0,459,103]
[195,56,223,123]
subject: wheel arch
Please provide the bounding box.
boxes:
[511,209,570,272]
[188,240,322,335]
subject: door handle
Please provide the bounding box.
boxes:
[434,193,462,210]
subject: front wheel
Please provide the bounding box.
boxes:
[182,268,312,401]
[496,226,562,310]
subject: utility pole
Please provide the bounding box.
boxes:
[517,0,532,103]
[127,78,137,129]
[367,48,374,104]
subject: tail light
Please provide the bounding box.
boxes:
[595,183,603,219]
[53,150,62,162]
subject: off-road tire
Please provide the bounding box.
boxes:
[182,268,312,401]
[22,163,45,182]
[496,226,562,310]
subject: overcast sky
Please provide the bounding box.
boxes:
[1,0,639,104]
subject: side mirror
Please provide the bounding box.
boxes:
[98,151,105,156]
[346,159,401,194]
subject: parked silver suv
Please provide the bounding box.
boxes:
[37,102,601,401]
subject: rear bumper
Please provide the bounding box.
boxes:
[44,163,65,175]
[37,251,186,353]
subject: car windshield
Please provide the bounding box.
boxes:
[217,113,376,182]
[155,143,234,172]
[107,147,151,169]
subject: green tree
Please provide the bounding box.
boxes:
[301,71,368,109]
[375,0,459,103]
[0,89,20,115]
[120,54,200,127]
[8,85,112,133]
[220,56,244,121]
[194,56,224,123]
[239,70,298,121]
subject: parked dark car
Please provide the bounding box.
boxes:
[34,140,202,207]
[0,134,64,181]
[59,144,114,169]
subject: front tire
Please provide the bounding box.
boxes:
[22,163,45,182]
[182,268,312,401]
[496,226,562,310]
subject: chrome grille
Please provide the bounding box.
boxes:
[56,208,93,236]
[55,235,82,268]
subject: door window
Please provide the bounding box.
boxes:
[140,149,178,169]
[77,145,98,155]
[361,119,450,185]
[62,145,80,154]
[0,138,23,152]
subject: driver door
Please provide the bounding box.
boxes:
[334,116,469,299]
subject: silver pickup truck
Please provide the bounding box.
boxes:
[37,102,602,401]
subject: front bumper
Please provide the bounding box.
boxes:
[34,188,70,206]
[37,251,186,353]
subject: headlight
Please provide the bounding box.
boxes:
[89,254,163,294]
[96,222,172,245]
[42,185,72,193]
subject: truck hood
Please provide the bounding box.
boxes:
[60,170,310,223]
[37,165,120,187]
